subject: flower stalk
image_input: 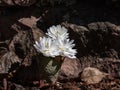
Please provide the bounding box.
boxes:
[34,25,77,84]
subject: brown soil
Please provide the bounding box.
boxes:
[0,0,120,90]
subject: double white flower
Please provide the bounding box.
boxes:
[34,25,77,58]
[46,25,69,40]
[34,37,59,57]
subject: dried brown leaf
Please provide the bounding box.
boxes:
[18,16,45,41]
[0,52,20,73]
[80,67,108,84]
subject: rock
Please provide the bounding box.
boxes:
[62,23,89,57]
[0,0,120,89]
[0,24,17,74]
[58,58,81,81]
[80,67,108,84]
[62,22,120,78]
[0,0,37,6]
[18,16,45,41]
[0,20,37,73]
[10,22,35,66]
[0,21,37,81]
[63,22,120,57]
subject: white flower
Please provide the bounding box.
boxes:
[34,37,59,57]
[34,25,77,59]
[55,38,77,58]
[46,25,69,40]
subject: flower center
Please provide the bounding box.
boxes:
[59,46,64,51]
[45,42,49,48]
[43,49,49,53]
[55,30,60,36]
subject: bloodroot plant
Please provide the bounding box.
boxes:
[34,25,77,85]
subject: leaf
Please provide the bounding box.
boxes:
[0,52,20,73]
[80,67,108,84]
[18,16,39,28]
[18,16,45,41]
[38,54,62,83]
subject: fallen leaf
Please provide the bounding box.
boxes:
[18,16,45,41]
[80,67,108,84]
[0,52,20,73]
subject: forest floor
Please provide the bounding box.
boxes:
[0,0,120,90]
